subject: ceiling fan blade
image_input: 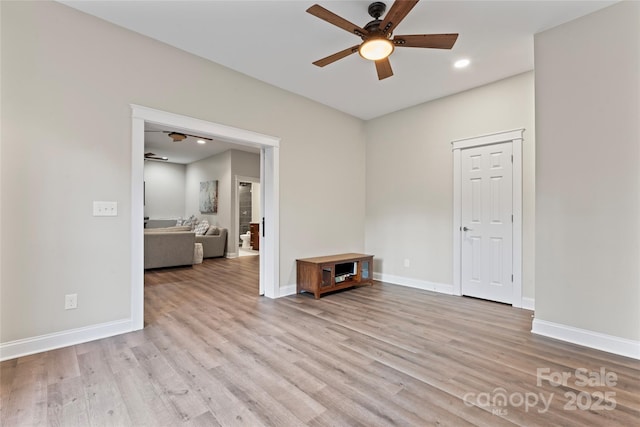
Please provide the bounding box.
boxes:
[379,0,419,35]
[375,58,394,80]
[313,45,359,67]
[307,4,368,37]
[144,152,167,161]
[393,33,459,49]
[183,133,212,141]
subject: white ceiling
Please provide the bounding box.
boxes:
[145,123,259,164]
[72,0,615,164]
[61,0,617,121]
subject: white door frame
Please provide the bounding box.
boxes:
[130,105,280,331]
[452,129,524,308]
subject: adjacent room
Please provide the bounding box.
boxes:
[142,122,262,264]
[1,1,638,425]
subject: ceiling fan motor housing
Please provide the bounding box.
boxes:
[368,2,387,19]
[364,19,383,35]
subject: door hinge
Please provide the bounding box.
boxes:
[262,217,265,237]
[511,274,514,282]
[512,214,514,222]
[511,154,513,163]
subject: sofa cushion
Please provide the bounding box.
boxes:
[145,225,192,233]
[205,225,220,236]
[194,220,209,236]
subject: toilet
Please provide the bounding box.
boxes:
[240,231,251,249]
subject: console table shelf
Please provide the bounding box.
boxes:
[296,253,374,299]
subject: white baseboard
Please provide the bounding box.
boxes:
[278,284,297,297]
[521,297,535,311]
[226,251,238,258]
[0,318,133,362]
[532,318,640,360]
[373,272,454,295]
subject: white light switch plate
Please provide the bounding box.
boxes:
[93,201,118,216]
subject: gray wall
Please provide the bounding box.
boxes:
[185,151,231,231]
[1,2,365,343]
[229,150,261,255]
[534,1,640,341]
[184,149,260,256]
[143,161,186,219]
[365,72,536,298]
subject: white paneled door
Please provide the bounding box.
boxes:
[461,142,513,303]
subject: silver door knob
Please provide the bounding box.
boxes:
[463,226,472,231]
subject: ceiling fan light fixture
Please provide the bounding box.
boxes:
[358,37,394,61]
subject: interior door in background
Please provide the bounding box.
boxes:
[461,142,513,304]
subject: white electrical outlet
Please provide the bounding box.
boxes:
[93,201,118,217]
[64,294,78,310]
[404,259,410,267]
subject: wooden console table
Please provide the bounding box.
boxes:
[296,253,374,299]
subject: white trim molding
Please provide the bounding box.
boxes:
[452,128,525,307]
[532,319,640,360]
[521,297,535,311]
[279,284,298,297]
[0,319,132,362]
[373,273,454,295]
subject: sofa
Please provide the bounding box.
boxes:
[143,225,228,269]
[196,227,228,259]
[144,228,195,269]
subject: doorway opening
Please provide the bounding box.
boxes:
[131,105,280,331]
[235,176,261,258]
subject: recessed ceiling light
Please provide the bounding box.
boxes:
[197,139,206,144]
[454,59,470,69]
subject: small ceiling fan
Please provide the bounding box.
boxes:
[307,0,458,80]
[144,152,168,161]
[145,130,213,143]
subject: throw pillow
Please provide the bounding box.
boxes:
[194,220,209,236]
[183,214,199,230]
[205,226,220,236]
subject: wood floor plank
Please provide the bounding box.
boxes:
[1,356,48,426]
[161,348,265,427]
[1,256,638,426]
[211,362,307,427]
[114,366,178,426]
[77,348,133,426]
[45,346,80,386]
[46,377,89,427]
[129,341,210,423]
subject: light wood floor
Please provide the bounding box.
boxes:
[1,257,638,426]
